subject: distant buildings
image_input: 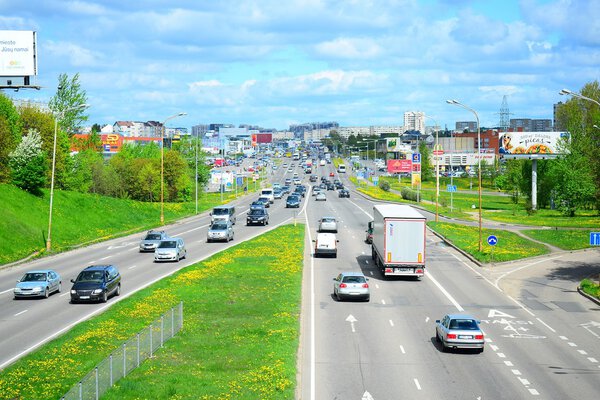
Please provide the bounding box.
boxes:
[455,121,478,132]
[404,111,425,133]
[509,118,552,132]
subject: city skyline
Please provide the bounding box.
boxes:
[2,1,598,130]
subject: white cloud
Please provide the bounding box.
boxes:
[44,40,102,67]
[314,37,383,59]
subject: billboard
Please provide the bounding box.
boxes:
[386,138,411,152]
[0,30,37,76]
[499,132,569,156]
[387,159,412,173]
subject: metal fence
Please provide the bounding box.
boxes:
[61,302,183,400]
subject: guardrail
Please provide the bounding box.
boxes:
[61,302,183,400]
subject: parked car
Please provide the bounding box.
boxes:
[318,216,338,233]
[286,194,301,208]
[315,192,327,201]
[207,221,234,242]
[338,189,350,198]
[14,269,61,299]
[313,232,338,257]
[247,208,269,226]
[435,314,485,353]
[139,230,168,252]
[70,265,121,303]
[154,238,187,262]
[332,272,370,301]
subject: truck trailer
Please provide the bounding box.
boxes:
[371,204,426,279]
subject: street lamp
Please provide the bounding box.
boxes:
[46,103,89,252]
[446,99,482,252]
[160,112,187,225]
[559,88,600,107]
[424,115,440,222]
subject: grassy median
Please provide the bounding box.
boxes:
[0,224,304,400]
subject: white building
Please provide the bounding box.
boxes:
[404,111,425,133]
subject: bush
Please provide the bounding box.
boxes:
[401,187,418,202]
[580,278,600,299]
[378,180,390,192]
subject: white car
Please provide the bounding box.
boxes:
[318,216,338,233]
[154,238,187,262]
[333,272,370,302]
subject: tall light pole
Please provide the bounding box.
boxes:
[46,103,89,252]
[559,88,600,107]
[424,115,440,222]
[160,112,187,225]
[446,99,482,252]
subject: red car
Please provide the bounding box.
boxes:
[329,172,335,177]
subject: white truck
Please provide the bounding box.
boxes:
[370,204,426,279]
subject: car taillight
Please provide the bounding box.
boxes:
[385,268,392,273]
[447,334,457,339]
[362,283,369,288]
[475,334,484,340]
[340,283,347,288]
[416,269,423,274]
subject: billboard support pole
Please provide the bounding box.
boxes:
[531,159,537,210]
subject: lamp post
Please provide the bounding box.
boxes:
[424,115,440,222]
[559,88,600,107]
[46,103,89,252]
[446,99,482,252]
[160,112,187,225]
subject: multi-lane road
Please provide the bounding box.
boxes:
[1,158,599,400]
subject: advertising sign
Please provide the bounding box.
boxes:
[0,30,37,76]
[498,132,569,156]
[386,138,401,152]
[387,159,412,173]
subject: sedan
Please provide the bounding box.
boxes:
[333,272,370,301]
[257,197,271,208]
[315,192,327,201]
[318,216,338,233]
[207,221,234,242]
[154,238,186,262]
[338,189,350,198]
[435,314,485,353]
[286,194,301,208]
[14,269,61,299]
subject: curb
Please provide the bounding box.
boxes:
[577,286,600,307]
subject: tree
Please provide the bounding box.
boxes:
[496,159,524,205]
[0,93,22,182]
[48,73,88,134]
[9,129,47,196]
[66,149,103,193]
[419,141,433,182]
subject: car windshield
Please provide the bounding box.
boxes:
[211,223,228,230]
[450,319,479,330]
[322,218,335,223]
[77,270,105,283]
[158,241,177,248]
[249,210,264,216]
[145,233,162,240]
[22,272,47,282]
[342,276,366,283]
[213,208,229,215]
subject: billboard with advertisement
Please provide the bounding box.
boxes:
[387,159,412,173]
[498,131,569,156]
[0,30,37,76]
[386,138,411,153]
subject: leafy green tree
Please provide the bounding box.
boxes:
[496,159,524,205]
[0,94,22,182]
[419,141,433,182]
[163,150,191,202]
[9,129,47,196]
[549,151,596,216]
[48,73,88,135]
[66,149,103,193]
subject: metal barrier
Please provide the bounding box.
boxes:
[61,302,183,400]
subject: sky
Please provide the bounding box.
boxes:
[1,0,599,131]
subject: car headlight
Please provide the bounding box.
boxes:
[71,289,76,294]
[92,289,103,294]
[33,286,43,292]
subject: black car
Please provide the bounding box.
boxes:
[286,194,301,208]
[247,208,269,226]
[70,265,121,303]
[326,183,335,191]
[294,186,306,198]
[339,189,350,198]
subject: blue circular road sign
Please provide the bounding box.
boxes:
[487,235,498,246]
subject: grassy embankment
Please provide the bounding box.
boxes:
[0,224,304,399]
[0,181,265,266]
[580,278,600,300]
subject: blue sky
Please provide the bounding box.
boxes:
[2,0,599,130]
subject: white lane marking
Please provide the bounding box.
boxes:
[535,317,556,333]
[399,345,405,354]
[578,350,588,355]
[375,284,380,289]
[518,377,530,385]
[494,256,563,287]
[568,342,577,347]
[87,261,96,264]
[347,199,373,219]
[490,344,499,351]
[497,353,506,358]
[529,389,539,395]
[426,271,464,312]
[413,378,422,390]
[128,265,138,270]
[505,295,535,316]
[381,299,386,305]
[305,211,316,400]
[389,320,395,327]
[425,316,430,323]
[511,369,522,376]
[179,224,210,234]
[0,289,13,295]
[485,338,493,343]
[504,361,514,367]
[369,271,373,276]
[14,310,28,317]
[59,293,69,297]
[100,256,111,260]
[559,336,568,340]
[588,357,598,363]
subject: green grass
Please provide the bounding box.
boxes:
[0,182,265,266]
[520,229,593,250]
[0,224,305,400]
[427,221,550,263]
[580,279,600,299]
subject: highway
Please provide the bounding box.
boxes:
[1,156,599,400]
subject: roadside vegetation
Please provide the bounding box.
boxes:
[0,224,304,400]
[580,278,600,300]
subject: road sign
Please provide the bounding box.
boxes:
[412,153,421,163]
[591,232,600,246]
[372,177,379,186]
[487,235,498,246]
[447,185,457,192]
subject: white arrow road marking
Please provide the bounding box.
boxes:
[346,314,357,333]
[362,391,374,400]
[580,321,600,338]
[488,309,516,319]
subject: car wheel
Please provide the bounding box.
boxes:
[478,347,484,353]
[57,282,62,293]
[101,291,108,303]
[115,284,121,296]
[441,341,448,352]
[44,287,49,298]
[435,331,441,343]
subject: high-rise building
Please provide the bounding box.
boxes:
[509,118,553,132]
[404,111,425,133]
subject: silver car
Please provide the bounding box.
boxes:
[207,221,234,242]
[139,230,168,252]
[14,269,61,299]
[332,272,370,301]
[154,238,187,262]
[435,314,485,353]
[315,192,326,201]
[318,216,338,233]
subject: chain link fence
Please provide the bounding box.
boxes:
[61,302,183,400]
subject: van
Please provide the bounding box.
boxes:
[313,233,338,258]
[210,205,236,225]
[338,164,347,173]
[260,188,275,203]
